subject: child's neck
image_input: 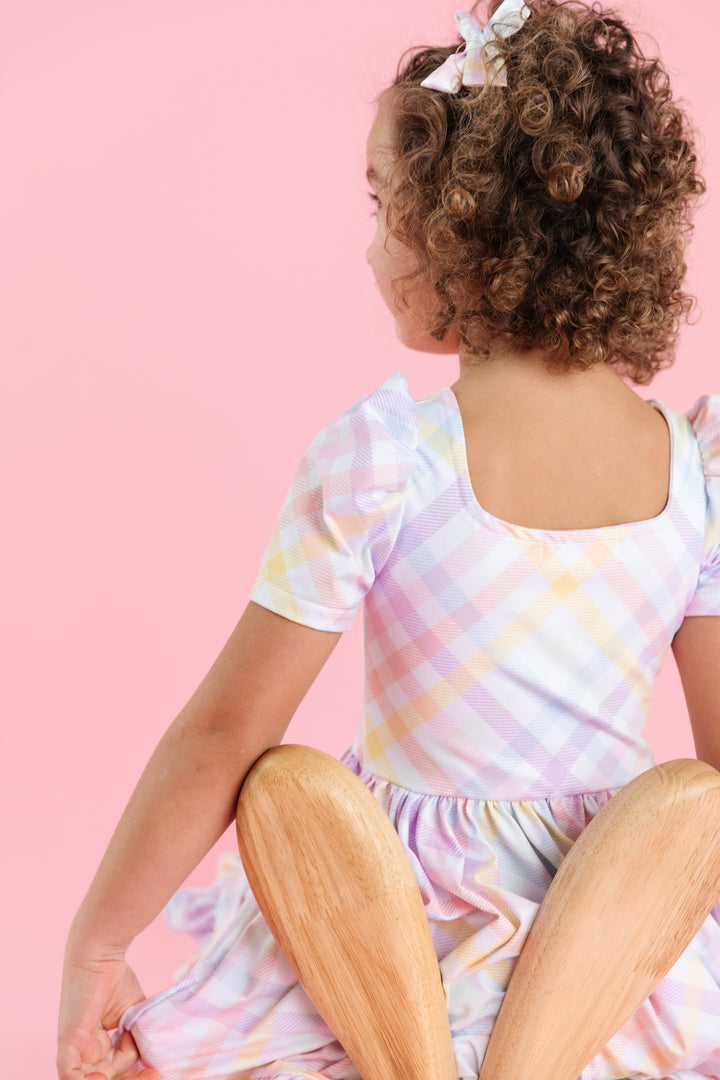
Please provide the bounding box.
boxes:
[454,344,633,403]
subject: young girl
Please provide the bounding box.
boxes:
[57,1,720,1078]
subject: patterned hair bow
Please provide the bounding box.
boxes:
[421,0,532,91]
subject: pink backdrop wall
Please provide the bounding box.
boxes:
[2,2,718,1076]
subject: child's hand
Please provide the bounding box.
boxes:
[57,949,161,1080]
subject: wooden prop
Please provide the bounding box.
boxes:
[237,747,720,1080]
[236,743,458,1080]
[478,756,720,1080]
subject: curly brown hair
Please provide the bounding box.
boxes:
[379,0,705,384]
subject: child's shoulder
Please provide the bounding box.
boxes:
[311,371,418,448]
[298,372,419,505]
[310,371,461,467]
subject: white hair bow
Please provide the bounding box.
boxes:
[421,0,532,91]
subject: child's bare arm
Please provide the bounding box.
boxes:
[672,616,720,773]
[58,600,341,1080]
[70,601,341,948]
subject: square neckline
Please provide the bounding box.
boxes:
[437,385,675,539]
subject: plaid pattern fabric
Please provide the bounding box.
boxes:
[121,372,720,1080]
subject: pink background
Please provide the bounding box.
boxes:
[1,2,718,1076]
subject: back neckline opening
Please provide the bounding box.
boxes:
[436,386,675,539]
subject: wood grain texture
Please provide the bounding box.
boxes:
[478,757,720,1080]
[238,749,720,1080]
[236,743,458,1080]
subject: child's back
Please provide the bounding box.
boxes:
[451,351,672,531]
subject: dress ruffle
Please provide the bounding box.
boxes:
[120,747,720,1080]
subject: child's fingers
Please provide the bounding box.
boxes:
[111,1030,140,1074]
[57,1027,113,1080]
[77,1066,157,1079]
[76,1030,155,1080]
[109,1030,162,1080]
[56,1044,86,1080]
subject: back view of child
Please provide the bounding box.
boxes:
[57,2,720,1079]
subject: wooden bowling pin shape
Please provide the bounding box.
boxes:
[236,743,457,1080]
[478,757,720,1080]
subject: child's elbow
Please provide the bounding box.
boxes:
[672,615,720,774]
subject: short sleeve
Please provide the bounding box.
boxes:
[684,393,720,617]
[249,372,418,631]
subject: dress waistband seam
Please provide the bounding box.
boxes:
[342,750,626,804]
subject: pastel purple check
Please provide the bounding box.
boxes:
[120,372,720,1080]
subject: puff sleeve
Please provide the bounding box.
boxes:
[684,393,720,617]
[249,372,418,632]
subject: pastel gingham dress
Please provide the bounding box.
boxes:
[120,372,720,1080]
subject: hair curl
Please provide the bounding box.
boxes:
[380,0,705,383]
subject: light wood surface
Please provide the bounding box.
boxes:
[236,743,458,1080]
[478,756,720,1080]
[237,748,720,1080]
